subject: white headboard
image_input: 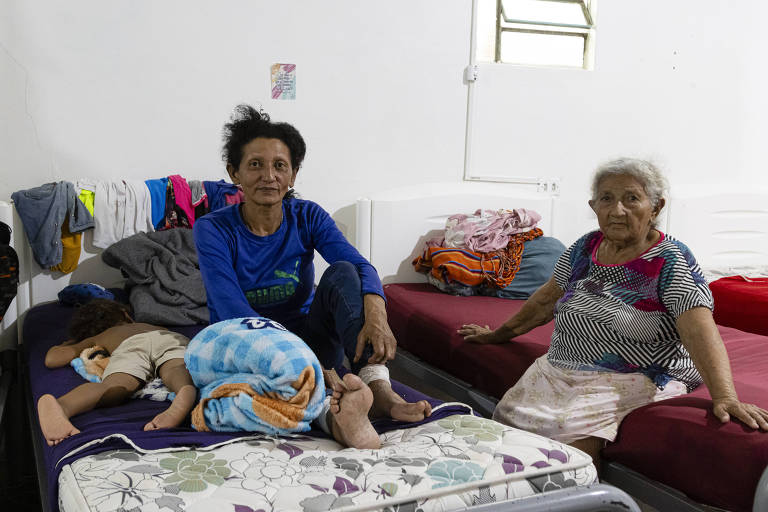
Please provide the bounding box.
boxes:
[666,187,768,270]
[356,182,556,284]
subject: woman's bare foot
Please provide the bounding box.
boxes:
[368,379,432,422]
[37,394,80,446]
[328,374,380,449]
[144,385,196,431]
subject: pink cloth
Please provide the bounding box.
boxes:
[444,208,541,252]
[168,175,196,227]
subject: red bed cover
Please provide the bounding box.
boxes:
[385,282,768,512]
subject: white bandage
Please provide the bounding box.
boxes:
[358,364,390,385]
[313,396,332,435]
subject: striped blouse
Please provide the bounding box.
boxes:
[549,230,713,391]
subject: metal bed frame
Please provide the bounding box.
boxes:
[22,349,51,512]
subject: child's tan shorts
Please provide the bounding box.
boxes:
[102,330,189,382]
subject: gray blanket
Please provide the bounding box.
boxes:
[102,228,209,325]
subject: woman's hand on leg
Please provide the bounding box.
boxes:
[355,317,396,365]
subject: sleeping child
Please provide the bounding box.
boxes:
[38,298,381,449]
[37,298,197,446]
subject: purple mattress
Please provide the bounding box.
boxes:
[23,299,462,511]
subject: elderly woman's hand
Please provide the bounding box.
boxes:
[712,397,768,431]
[458,324,508,344]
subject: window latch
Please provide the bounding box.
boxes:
[464,65,479,82]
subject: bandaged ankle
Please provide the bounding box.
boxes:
[313,396,332,435]
[358,364,390,385]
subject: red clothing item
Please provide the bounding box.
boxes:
[710,275,768,336]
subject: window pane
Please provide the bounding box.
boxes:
[501,0,587,26]
[476,0,498,62]
[500,31,584,67]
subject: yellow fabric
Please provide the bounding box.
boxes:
[78,189,95,215]
[49,218,81,274]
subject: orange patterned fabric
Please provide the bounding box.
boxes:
[191,365,317,432]
[413,228,543,288]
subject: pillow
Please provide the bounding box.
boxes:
[424,236,566,299]
[481,236,565,299]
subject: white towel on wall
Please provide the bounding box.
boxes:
[93,180,154,249]
[125,180,154,235]
[94,181,123,249]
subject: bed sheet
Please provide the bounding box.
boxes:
[384,283,553,399]
[604,324,768,512]
[58,414,596,512]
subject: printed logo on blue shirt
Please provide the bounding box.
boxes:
[244,258,300,307]
[274,259,300,282]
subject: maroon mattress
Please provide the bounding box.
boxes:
[385,283,553,399]
[385,282,768,512]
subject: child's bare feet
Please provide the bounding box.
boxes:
[329,374,381,449]
[37,394,80,446]
[144,385,196,431]
[368,379,432,422]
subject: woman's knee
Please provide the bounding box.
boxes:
[322,261,358,283]
[316,261,362,302]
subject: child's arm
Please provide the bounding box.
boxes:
[45,339,96,368]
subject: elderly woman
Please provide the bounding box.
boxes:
[193,105,431,442]
[459,158,768,464]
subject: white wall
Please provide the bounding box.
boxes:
[468,0,768,245]
[3,0,767,247]
[0,0,471,239]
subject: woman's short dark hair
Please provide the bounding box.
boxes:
[68,299,132,342]
[222,104,307,176]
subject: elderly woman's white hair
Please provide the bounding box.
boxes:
[591,158,669,215]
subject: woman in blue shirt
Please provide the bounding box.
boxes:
[194,105,431,434]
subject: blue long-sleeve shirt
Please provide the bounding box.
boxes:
[193,199,384,324]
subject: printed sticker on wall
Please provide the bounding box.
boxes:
[271,63,296,100]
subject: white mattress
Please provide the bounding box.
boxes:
[58,414,597,512]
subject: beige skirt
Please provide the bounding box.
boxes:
[492,355,687,443]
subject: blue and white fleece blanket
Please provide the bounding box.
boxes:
[70,358,176,401]
[185,317,326,435]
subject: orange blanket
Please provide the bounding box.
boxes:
[413,228,543,288]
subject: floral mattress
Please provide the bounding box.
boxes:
[57,414,597,512]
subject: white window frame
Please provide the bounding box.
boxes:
[494,0,596,69]
[462,0,597,188]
